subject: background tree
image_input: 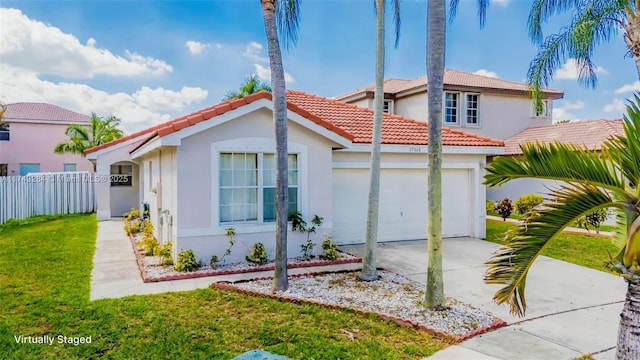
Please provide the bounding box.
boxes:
[260,0,301,292]
[54,113,123,171]
[223,74,272,100]
[360,0,401,282]
[528,0,640,110]
[0,103,5,124]
[484,96,640,360]
[424,0,488,308]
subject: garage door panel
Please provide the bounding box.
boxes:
[332,168,470,245]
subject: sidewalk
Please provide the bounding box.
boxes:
[486,215,614,237]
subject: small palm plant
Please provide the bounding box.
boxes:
[483,96,640,359]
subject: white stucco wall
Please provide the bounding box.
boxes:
[173,108,337,264]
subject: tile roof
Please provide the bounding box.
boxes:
[286,90,503,147]
[86,91,353,154]
[504,119,624,155]
[86,89,504,154]
[336,69,564,100]
[4,102,90,123]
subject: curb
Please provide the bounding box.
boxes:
[210,269,507,342]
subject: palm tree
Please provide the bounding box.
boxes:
[54,113,123,171]
[424,0,488,308]
[527,0,640,110]
[260,0,301,292]
[484,96,640,360]
[223,74,272,101]
[360,0,401,282]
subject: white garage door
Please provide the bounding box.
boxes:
[332,168,470,244]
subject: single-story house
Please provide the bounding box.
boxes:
[86,91,503,263]
[487,119,624,201]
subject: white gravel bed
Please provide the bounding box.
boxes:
[233,270,500,336]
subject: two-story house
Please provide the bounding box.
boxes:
[0,102,94,176]
[335,69,564,141]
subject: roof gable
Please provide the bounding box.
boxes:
[504,119,624,155]
[4,102,89,123]
[336,69,564,100]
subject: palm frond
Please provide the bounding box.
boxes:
[485,182,618,316]
[276,0,301,50]
[604,95,640,192]
[484,141,627,195]
[448,0,488,28]
[392,0,401,47]
[528,0,584,44]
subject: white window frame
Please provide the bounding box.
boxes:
[464,93,481,127]
[211,138,308,232]
[0,123,9,141]
[383,99,394,114]
[444,92,460,126]
[531,99,550,118]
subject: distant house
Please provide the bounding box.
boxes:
[488,119,625,200]
[335,69,564,141]
[0,103,94,176]
[86,91,503,264]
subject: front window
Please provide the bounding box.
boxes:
[444,92,458,125]
[383,99,394,114]
[0,123,9,141]
[63,163,76,172]
[219,152,298,223]
[19,163,40,176]
[532,99,549,118]
[465,94,479,126]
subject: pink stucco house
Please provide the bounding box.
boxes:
[0,102,94,176]
[86,90,503,264]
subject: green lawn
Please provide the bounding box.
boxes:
[0,214,445,359]
[485,219,620,272]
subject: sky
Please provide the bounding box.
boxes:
[1,0,638,134]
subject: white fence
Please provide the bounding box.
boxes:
[0,172,96,224]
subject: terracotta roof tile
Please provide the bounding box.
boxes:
[336,69,564,100]
[4,102,90,123]
[285,90,503,147]
[87,89,503,155]
[504,119,624,155]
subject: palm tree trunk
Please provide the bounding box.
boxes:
[616,274,640,360]
[360,0,386,282]
[425,0,445,308]
[624,15,640,81]
[261,0,289,291]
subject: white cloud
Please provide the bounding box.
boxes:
[490,0,511,7]
[560,100,585,110]
[243,41,267,63]
[473,69,498,78]
[0,8,172,78]
[185,40,211,55]
[0,65,208,133]
[604,98,626,113]
[254,64,295,84]
[552,100,585,122]
[556,58,607,80]
[133,86,208,111]
[614,81,640,94]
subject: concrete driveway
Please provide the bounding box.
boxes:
[341,238,627,360]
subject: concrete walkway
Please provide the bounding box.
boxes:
[342,239,626,360]
[91,219,627,359]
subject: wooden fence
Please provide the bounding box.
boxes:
[0,172,96,224]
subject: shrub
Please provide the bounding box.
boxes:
[246,242,268,265]
[320,235,339,261]
[140,236,159,256]
[154,242,173,265]
[300,239,315,261]
[175,249,199,272]
[128,221,141,235]
[289,211,323,260]
[486,200,495,213]
[142,219,154,237]
[514,194,544,215]
[576,208,609,233]
[495,198,513,221]
[210,227,236,268]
